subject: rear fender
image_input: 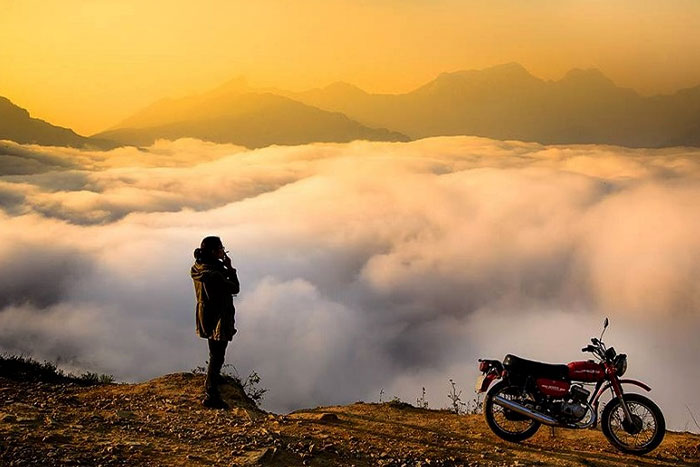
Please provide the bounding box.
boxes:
[477,371,501,393]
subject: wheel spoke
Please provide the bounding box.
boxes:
[489,388,536,434]
[608,401,657,449]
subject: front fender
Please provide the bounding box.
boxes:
[592,378,651,406]
[617,378,652,392]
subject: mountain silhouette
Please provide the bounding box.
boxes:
[285,63,700,148]
[0,97,116,149]
[94,89,408,148]
[7,64,700,150]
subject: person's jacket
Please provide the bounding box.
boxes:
[191,259,240,341]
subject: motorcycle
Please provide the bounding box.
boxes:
[476,318,665,454]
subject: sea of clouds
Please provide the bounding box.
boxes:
[0,136,698,430]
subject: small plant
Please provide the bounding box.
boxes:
[416,387,429,409]
[0,353,113,386]
[387,395,412,409]
[685,405,700,432]
[465,393,483,415]
[240,370,267,404]
[221,363,268,406]
[191,363,268,406]
[447,379,466,414]
[81,372,99,383]
[79,371,114,385]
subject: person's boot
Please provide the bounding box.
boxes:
[215,373,227,385]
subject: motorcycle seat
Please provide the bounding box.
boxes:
[503,354,569,380]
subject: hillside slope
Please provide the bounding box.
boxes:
[0,372,698,466]
[93,92,408,148]
[0,97,116,149]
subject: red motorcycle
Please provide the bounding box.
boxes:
[476,318,665,454]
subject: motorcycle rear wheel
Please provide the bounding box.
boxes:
[483,380,541,442]
[601,393,665,455]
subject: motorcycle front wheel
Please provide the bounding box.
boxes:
[601,393,665,454]
[483,380,541,442]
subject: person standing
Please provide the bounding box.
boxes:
[191,236,240,408]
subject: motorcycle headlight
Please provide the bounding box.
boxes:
[615,354,627,376]
[605,346,617,360]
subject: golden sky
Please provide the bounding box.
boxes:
[1,0,699,135]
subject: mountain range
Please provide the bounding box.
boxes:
[2,63,700,149]
[284,63,700,148]
[93,87,408,148]
[0,97,115,149]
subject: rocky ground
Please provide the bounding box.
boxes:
[0,372,699,466]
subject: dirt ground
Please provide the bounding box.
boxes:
[1,372,698,466]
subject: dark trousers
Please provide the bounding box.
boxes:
[205,339,228,398]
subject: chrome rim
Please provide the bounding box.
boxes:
[490,387,537,434]
[607,400,658,449]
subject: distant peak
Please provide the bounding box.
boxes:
[210,76,252,95]
[436,63,534,81]
[0,96,30,118]
[483,62,529,74]
[322,81,367,94]
[560,68,616,87]
[324,81,362,91]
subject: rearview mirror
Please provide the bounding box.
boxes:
[600,317,609,340]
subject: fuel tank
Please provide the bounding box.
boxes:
[535,378,570,397]
[567,360,605,382]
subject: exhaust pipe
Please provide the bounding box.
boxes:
[493,395,559,426]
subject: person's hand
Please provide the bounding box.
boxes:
[223,252,233,269]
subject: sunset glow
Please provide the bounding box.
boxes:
[2,0,700,445]
[2,0,699,134]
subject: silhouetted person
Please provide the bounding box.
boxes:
[191,236,240,409]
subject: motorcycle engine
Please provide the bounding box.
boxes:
[553,385,590,422]
[557,401,587,420]
[570,384,590,402]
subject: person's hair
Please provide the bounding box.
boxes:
[194,236,223,263]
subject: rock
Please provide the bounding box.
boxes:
[42,433,71,444]
[124,441,148,447]
[16,416,39,424]
[116,410,135,419]
[237,447,277,465]
[318,413,339,422]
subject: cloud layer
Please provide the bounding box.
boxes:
[1,136,699,430]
